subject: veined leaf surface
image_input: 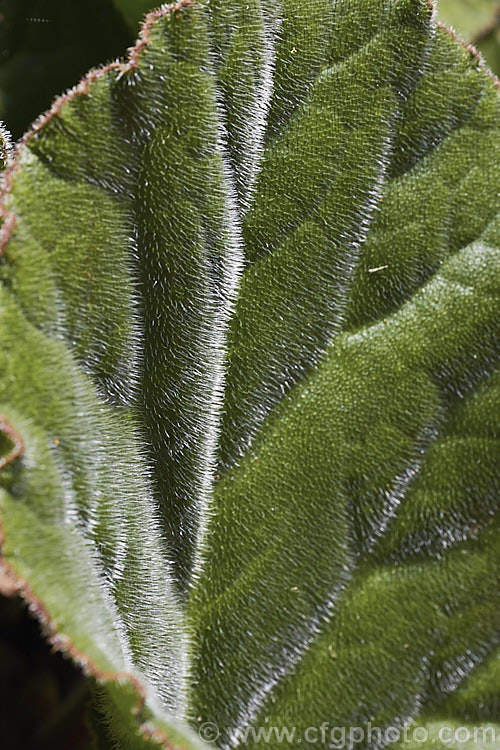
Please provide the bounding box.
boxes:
[0,1,498,747]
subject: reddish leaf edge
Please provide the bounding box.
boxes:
[0,541,188,750]
[0,0,194,254]
[0,414,24,470]
[0,6,195,748]
[428,0,500,88]
[0,1,498,747]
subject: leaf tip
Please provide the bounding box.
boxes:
[436,21,500,89]
[126,0,195,70]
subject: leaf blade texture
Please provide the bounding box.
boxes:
[0,0,498,747]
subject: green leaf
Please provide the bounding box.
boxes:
[112,0,157,29]
[0,0,498,748]
[477,29,500,78]
[436,0,499,40]
[390,718,500,749]
[0,0,133,139]
[436,0,500,76]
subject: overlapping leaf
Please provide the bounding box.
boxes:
[0,1,498,748]
[436,0,500,76]
[437,0,498,40]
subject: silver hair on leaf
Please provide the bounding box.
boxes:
[0,123,12,173]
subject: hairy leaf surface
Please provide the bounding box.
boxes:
[0,0,133,139]
[436,0,500,76]
[0,0,498,748]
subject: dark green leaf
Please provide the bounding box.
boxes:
[0,1,498,747]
